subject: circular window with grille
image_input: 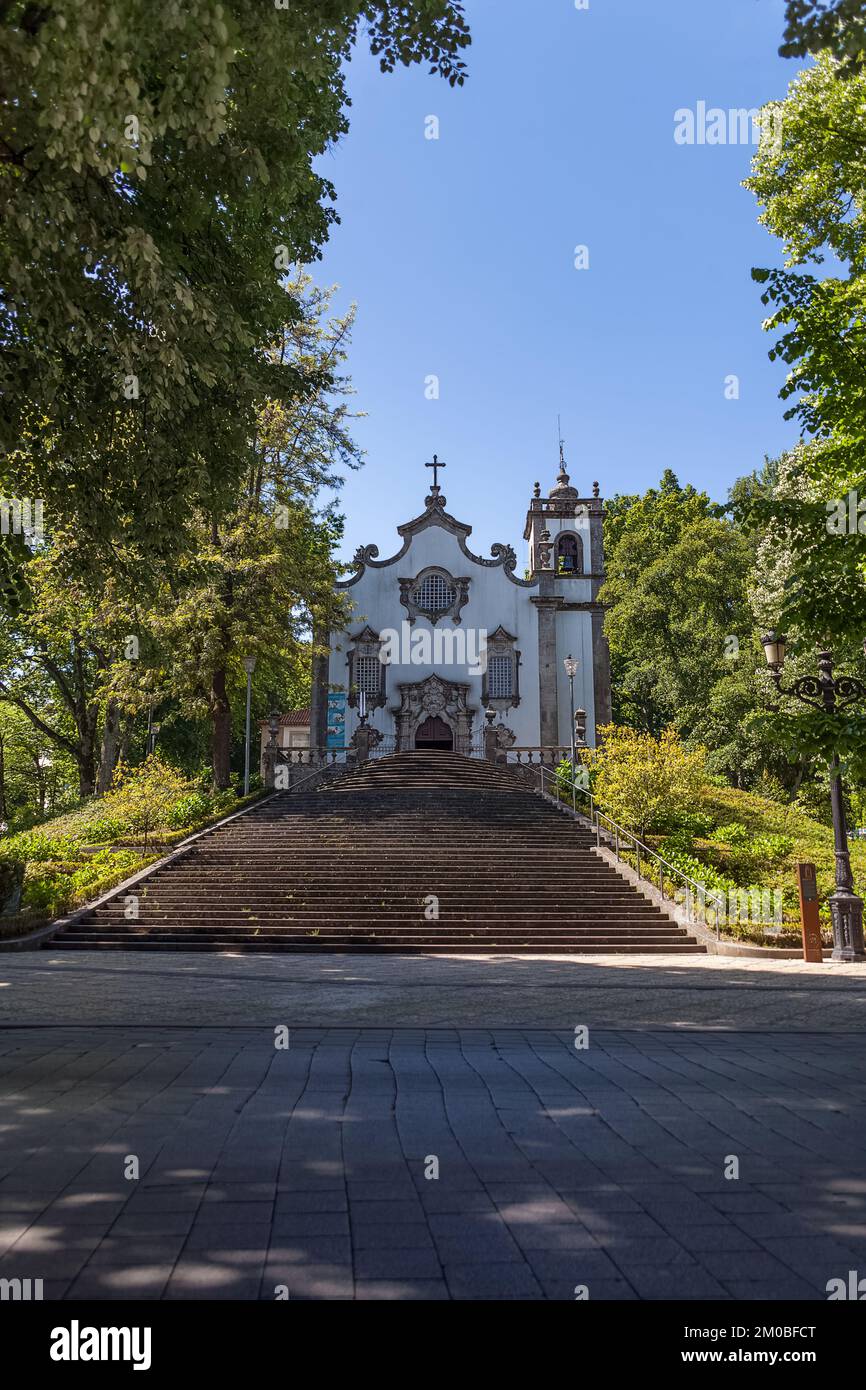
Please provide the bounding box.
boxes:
[415,572,456,613]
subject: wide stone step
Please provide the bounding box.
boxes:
[99,897,667,910]
[53,939,706,954]
[89,917,670,928]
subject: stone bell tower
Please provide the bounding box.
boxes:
[524,448,611,747]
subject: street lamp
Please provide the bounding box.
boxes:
[761,636,866,961]
[563,655,579,767]
[242,655,257,795]
[760,630,788,670]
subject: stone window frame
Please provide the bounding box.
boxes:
[346,626,387,711]
[481,625,521,710]
[399,566,470,625]
[555,530,585,577]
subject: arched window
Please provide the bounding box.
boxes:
[481,627,521,709]
[347,627,386,710]
[556,533,583,575]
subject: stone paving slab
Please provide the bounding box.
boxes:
[1,1026,866,1299]
[2,950,866,1029]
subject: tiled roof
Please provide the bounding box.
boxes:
[258,708,310,728]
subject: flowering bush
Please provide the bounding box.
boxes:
[591,725,707,839]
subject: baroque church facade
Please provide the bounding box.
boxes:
[308,456,612,756]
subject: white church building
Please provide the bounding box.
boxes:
[308,455,612,759]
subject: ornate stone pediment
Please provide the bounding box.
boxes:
[337,487,537,590]
[391,674,475,752]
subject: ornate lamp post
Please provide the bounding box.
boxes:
[242,655,257,795]
[761,633,866,961]
[563,656,578,768]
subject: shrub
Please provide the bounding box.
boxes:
[103,756,192,849]
[21,849,145,918]
[165,792,211,829]
[1,830,79,862]
[750,833,795,862]
[709,822,751,846]
[657,838,739,897]
[668,811,715,838]
[592,725,707,838]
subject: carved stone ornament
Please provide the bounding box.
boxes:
[391,674,475,752]
[537,528,553,571]
[350,723,383,751]
[399,567,470,625]
[338,489,535,590]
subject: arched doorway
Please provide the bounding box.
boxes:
[415,715,453,751]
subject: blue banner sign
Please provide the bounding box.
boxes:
[327,691,347,749]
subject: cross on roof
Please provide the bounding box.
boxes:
[425,454,446,488]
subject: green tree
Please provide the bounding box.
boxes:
[0,704,77,830]
[738,442,866,786]
[600,472,754,739]
[0,1,470,595]
[780,1,866,67]
[103,278,360,788]
[744,54,866,644]
[103,755,190,851]
[0,534,140,797]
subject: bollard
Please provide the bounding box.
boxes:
[797,862,824,962]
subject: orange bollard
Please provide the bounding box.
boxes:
[797,862,824,962]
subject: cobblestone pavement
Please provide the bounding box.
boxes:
[1,1026,865,1300]
[2,949,866,1028]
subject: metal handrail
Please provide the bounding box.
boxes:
[538,762,725,937]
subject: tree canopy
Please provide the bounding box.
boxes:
[0,0,470,589]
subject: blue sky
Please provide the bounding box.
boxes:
[316,0,798,560]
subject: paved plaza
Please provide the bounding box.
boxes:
[3,947,866,1028]
[1,1002,866,1299]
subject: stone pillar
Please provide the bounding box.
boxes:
[591,608,612,731]
[532,582,561,749]
[588,487,611,733]
[263,742,277,789]
[484,709,498,762]
[353,722,371,765]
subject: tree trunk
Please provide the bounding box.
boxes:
[32,754,46,816]
[97,699,122,795]
[118,714,134,765]
[77,713,98,798]
[0,734,6,823]
[211,666,232,790]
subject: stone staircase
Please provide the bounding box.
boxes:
[49,752,705,953]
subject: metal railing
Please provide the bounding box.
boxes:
[537,762,729,938]
[369,736,398,758]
